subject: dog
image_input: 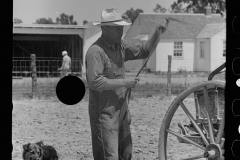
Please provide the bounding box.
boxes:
[22,141,58,160]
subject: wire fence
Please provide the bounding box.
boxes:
[12,56,225,100]
[12,56,83,99]
[127,72,226,99]
[13,73,225,100]
[13,57,82,77]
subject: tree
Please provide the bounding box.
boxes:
[56,13,77,25]
[34,18,54,24]
[170,2,187,13]
[172,0,225,14]
[122,8,144,24]
[14,18,22,24]
[83,20,88,25]
[153,4,167,13]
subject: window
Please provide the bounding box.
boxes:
[174,42,183,57]
[200,42,205,58]
[223,41,226,57]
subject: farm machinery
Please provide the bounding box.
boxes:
[158,63,225,160]
[125,34,225,159]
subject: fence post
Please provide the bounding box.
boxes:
[167,55,172,97]
[31,54,37,98]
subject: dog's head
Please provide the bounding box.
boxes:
[22,141,44,160]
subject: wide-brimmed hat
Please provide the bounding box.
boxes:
[93,8,131,26]
[62,51,67,56]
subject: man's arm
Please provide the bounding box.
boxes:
[124,19,169,61]
[86,50,138,92]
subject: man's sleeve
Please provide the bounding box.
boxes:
[85,50,108,92]
[123,40,149,62]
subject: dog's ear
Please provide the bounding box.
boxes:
[23,143,30,151]
[36,141,44,147]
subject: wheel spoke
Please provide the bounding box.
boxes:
[179,154,204,160]
[166,129,205,150]
[179,101,209,146]
[216,110,225,144]
[203,86,215,143]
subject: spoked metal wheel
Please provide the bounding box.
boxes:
[158,80,225,160]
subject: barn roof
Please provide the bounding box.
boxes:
[13,24,88,36]
[137,13,225,39]
[13,23,88,29]
[196,23,226,38]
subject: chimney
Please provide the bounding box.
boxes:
[205,3,211,16]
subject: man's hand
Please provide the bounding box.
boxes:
[157,18,169,34]
[57,68,62,71]
[123,77,140,88]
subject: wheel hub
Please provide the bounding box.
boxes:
[204,144,223,160]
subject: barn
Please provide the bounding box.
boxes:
[13,24,88,77]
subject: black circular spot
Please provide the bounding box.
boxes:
[232,140,240,157]
[232,58,240,75]
[232,99,240,116]
[232,16,240,34]
[56,76,86,105]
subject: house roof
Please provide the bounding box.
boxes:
[85,22,131,39]
[122,26,131,38]
[84,22,101,39]
[137,13,225,39]
[133,34,148,40]
[196,23,225,38]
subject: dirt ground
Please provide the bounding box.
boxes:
[12,72,225,160]
[12,94,208,160]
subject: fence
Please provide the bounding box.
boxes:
[13,57,82,77]
[12,55,83,99]
[13,55,225,100]
[125,70,225,99]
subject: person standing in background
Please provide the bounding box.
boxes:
[58,51,71,78]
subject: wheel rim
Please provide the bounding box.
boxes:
[158,80,225,160]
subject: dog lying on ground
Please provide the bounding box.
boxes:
[22,141,58,160]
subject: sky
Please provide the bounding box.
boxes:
[13,0,176,25]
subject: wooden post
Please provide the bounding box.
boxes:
[167,55,172,97]
[31,54,37,98]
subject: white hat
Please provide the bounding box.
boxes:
[62,51,67,56]
[93,8,132,26]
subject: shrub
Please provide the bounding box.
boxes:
[177,67,187,74]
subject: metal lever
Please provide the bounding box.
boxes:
[124,18,170,102]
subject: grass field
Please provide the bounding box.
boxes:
[12,71,225,100]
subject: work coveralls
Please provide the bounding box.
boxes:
[85,36,149,160]
[60,55,71,78]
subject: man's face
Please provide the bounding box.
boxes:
[104,26,124,43]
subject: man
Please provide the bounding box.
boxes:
[58,51,71,78]
[85,8,169,160]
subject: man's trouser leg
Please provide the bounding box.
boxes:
[119,102,132,160]
[60,69,70,78]
[89,95,121,160]
[60,70,65,79]
[89,98,132,160]
[90,117,119,160]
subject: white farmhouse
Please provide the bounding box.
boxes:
[124,7,226,72]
